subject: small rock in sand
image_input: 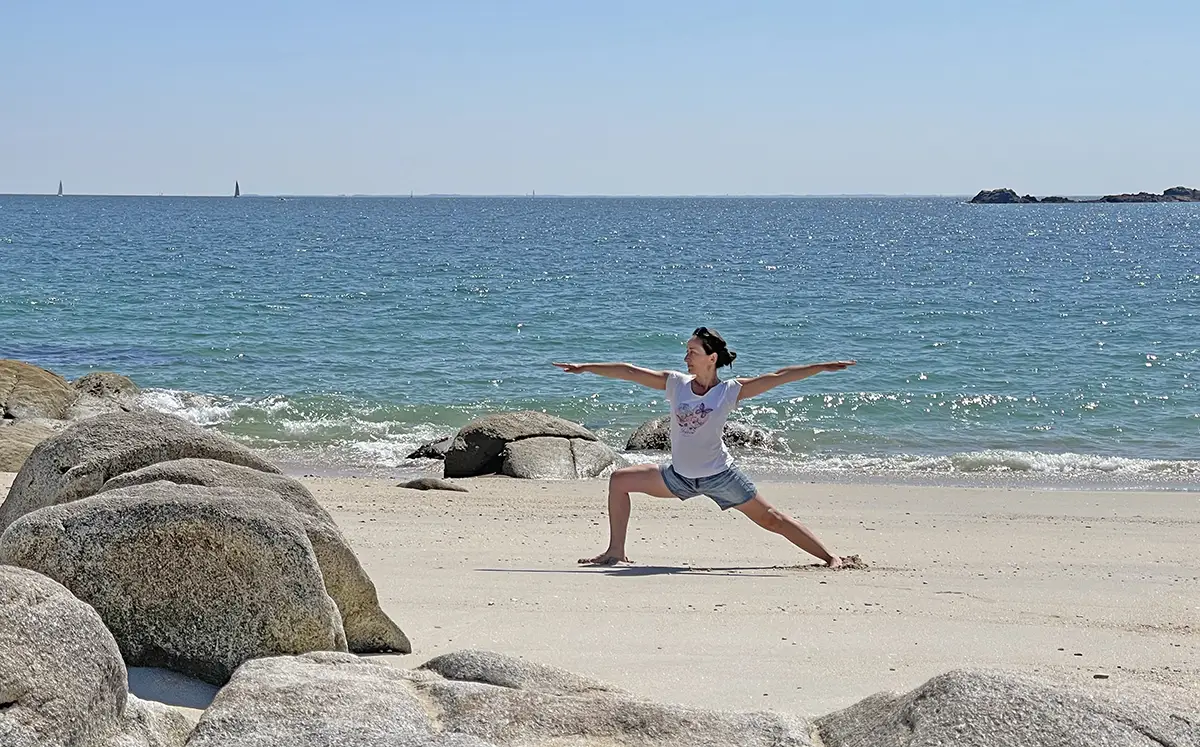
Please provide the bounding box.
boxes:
[398,477,469,492]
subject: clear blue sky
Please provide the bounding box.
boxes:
[3,1,1197,196]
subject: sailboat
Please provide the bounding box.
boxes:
[234,181,241,198]
[57,181,63,197]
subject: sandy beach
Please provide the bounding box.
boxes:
[4,470,1195,717]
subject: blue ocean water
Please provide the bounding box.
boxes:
[2,195,1197,486]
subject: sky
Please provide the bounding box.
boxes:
[2,1,1197,196]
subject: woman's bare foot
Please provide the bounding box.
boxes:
[578,552,630,566]
[825,555,843,569]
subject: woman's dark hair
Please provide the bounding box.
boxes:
[692,326,737,368]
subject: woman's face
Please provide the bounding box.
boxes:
[684,336,715,374]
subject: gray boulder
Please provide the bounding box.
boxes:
[73,371,141,400]
[99,457,411,655]
[398,477,468,492]
[68,371,142,420]
[0,358,77,420]
[0,565,192,747]
[418,649,625,696]
[499,436,616,479]
[626,416,785,452]
[187,649,813,747]
[0,409,280,533]
[186,651,491,747]
[0,420,58,472]
[444,411,598,478]
[407,436,454,460]
[815,669,1200,747]
[0,483,347,685]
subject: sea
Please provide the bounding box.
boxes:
[2,195,1197,488]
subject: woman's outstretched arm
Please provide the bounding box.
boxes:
[553,362,669,391]
[736,360,855,401]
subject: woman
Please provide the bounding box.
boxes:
[554,327,854,568]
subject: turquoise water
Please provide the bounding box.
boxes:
[2,195,1197,486]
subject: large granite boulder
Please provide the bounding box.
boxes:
[187,650,814,746]
[0,420,58,472]
[499,436,616,479]
[407,436,454,460]
[0,483,347,685]
[0,358,77,420]
[99,457,411,654]
[626,416,785,452]
[815,669,1200,747]
[0,565,192,747]
[0,410,279,533]
[443,411,602,478]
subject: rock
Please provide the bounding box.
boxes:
[815,669,1199,747]
[419,649,625,696]
[0,358,77,420]
[1100,187,1200,202]
[1040,195,1075,203]
[969,188,1035,204]
[188,650,814,747]
[0,420,57,471]
[113,695,196,747]
[1163,186,1200,200]
[73,371,141,399]
[0,565,191,747]
[1020,194,1039,203]
[1100,191,1166,203]
[99,458,411,655]
[398,477,468,492]
[500,436,616,479]
[0,482,347,685]
[626,416,785,452]
[407,436,454,460]
[68,371,142,420]
[186,651,491,747]
[0,409,280,533]
[443,411,598,478]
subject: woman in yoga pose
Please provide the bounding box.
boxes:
[554,327,854,568]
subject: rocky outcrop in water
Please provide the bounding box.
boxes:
[971,186,1200,204]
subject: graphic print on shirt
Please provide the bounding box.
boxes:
[675,402,714,435]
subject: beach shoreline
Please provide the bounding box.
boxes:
[8,469,1191,717]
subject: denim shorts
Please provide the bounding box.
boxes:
[659,464,758,510]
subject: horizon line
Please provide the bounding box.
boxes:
[1,191,1014,199]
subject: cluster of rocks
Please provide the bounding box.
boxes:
[0,409,410,690]
[408,411,785,481]
[8,599,1197,747]
[3,359,787,483]
[1,359,144,471]
[970,186,1200,204]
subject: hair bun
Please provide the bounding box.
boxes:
[728,350,737,362]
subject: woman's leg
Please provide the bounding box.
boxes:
[734,495,842,568]
[580,463,676,565]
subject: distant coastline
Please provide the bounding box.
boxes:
[970,186,1200,204]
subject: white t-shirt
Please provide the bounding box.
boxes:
[664,371,742,478]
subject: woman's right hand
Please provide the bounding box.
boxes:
[552,363,588,374]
